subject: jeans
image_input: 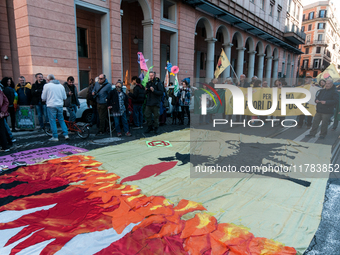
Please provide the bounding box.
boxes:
[8,107,16,131]
[67,104,77,122]
[114,112,129,133]
[145,106,160,128]
[4,119,13,139]
[91,105,99,126]
[47,107,68,138]
[309,112,333,137]
[36,102,47,129]
[133,105,143,127]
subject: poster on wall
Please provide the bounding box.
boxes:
[16,106,35,130]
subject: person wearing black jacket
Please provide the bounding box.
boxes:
[144,71,163,134]
[107,81,131,137]
[128,76,145,129]
[30,73,47,130]
[1,77,16,132]
[306,79,339,139]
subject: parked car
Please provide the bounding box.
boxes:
[64,85,127,123]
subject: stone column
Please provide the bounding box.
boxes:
[222,43,233,79]
[257,53,266,80]
[247,50,256,81]
[265,56,273,84]
[205,37,217,82]
[236,47,246,78]
[142,19,154,68]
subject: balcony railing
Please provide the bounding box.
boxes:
[302,15,328,22]
[305,40,329,45]
[284,26,306,40]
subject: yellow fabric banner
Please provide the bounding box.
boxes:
[214,48,230,79]
[316,63,340,83]
[224,85,320,116]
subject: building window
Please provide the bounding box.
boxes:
[319,10,327,18]
[313,71,318,77]
[308,24,312,31]
[162,0,176,21]
[305,47,309,54]
[316,47,321,53]
[317,23,325,29]
[309,12,314,20]
[303,59,309,68]
[261,0,265,10]
[301,26,305,32]
[303,14,305,21]
[270,4,274,16]
[306,35,311,43]
[77,27,88,58]
[250,0,254,3]
[318,34,323,41]
[277,9,281,21]
[297,6,300,19]
[313,59,320,68]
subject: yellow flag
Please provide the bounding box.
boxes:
[316,63,340,83]
[214,48,230,79]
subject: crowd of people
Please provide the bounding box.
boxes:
[0,71,192,151]
[1,70,339,151]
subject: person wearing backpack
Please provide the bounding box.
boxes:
[178,80,191,125]
[1,77,17,132]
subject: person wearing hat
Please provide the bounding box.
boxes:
[297,75,315,128]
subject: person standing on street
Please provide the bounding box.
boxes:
[0,89,11,152]
[15,76,32,107]
[145,71,163,134]
[41,74,68,142]
[87,78,99,127]
[1,77,17,132]
[297,75,315,128]
[306,79,339,139]
[107,80,132,137]
[92,74,112,135]
[31,73,47,131]
[63,76,80,123]
[128,76,145,129]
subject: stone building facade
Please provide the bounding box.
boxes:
[0,0,304,89]
[299,0,340,78]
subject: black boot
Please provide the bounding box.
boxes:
[145,126,153,133]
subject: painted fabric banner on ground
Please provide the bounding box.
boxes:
[193,88,226,114]
[16,106,35,130]
[0,145,88,171]
[224,85,319,116]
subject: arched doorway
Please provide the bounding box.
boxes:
[194,17,213,81]
[215,25,230,81]
[255,41,264,80]
[264,45,272,83]
[230,32,243,79]
[245,37,255,81]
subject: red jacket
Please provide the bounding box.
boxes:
[0,90,9,118]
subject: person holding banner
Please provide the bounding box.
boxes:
[306,79,339,139]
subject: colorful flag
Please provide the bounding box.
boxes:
[137,52,148,72]
[174,74,179,96]
[316,63,340,83]
[214,48,230,79]
[141,66,154,87]
[124,70,128,86]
